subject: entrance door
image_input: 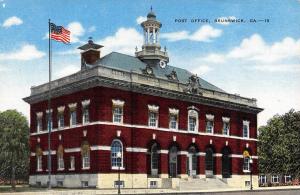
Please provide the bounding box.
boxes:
[169,146,177,177]
[205,147,214,178]
[187,154,197,176]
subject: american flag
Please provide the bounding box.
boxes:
[50,23,70,44]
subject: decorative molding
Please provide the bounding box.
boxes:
[58,134,62,141]
[192,137,195,143]
[169,108,179,115]
[117,130,121,137]
[187,105,199,111]
[206,114,215,121]
[126,147,148,153]
[46,109,53,113]
[246,143,249,148]
[68,103,77,109]
[226,141,228,146]
[112,99,125,107]
[148,104,159,112]
[222,117,230,123]
[188,109,198,117]
[83,130,87,137]
[243,120,250,125]
[36,112,43,118]
[81,99,90,107]
[152,133,156,140]
[57,106,65,113]
[178,151,188,155]
[173,135,176,142]
[37,137,40,143]
[166,70,178,81]
[184,74,203,95]
[210,139,213,144]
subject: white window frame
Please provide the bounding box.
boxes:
[259,175,267,184]
[111,139,124,169]
[271,175,279,183]
[82,107,90,124]
[112,99,124,124]
[58,114,64,129]
[243,120,250,138]
[188,109,198,132]
[205,114,214,134]
[37,155,42,171]
[284,175,291,183]
[169,108,179,130]
[70,110,77,126]
[82,151,90,169]
[57,154,64,170]
[243,157,250,172]
[69,156,75,170]
[36,117,43,132]
[46,110,53,131]
[148,105,159,128]
[222,117,230,136]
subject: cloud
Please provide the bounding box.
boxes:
[98,27,143,56]
[191,65,213,75]
[0,44,45,61]
[215,16,237,26]
[55,64,80,78]
[203,53,226,63]
[87,26,96,33]
[136,16,147,24]
[161,25,222,42]
[252,64,300,72]
[67,22,85,43]
[2,16,23,28]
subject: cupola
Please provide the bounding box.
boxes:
[78,37,103,70]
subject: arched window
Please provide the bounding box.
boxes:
[243,150,251,172]
[205,147,214,177]
[222,147,231,178]
[187,146,197,176]
[57,145,64,170]
[81,141,90,169]
[111,139,123,168]
[150,143,159,176]
[188,110,198,132]
[169,146,178,178]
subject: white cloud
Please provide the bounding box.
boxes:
[252,64,300,72]
[0,44,45,61]
[2,16,23,28]
[55,64,80,78]
[87,25,96,33]
[98,27,143,56]
[67,22,85,43]
[203,53,226,63]
[191,65,213,75]
[136,16,147,24]
[216,16,237,26]
[161,25,222,42]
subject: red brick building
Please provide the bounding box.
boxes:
[24,10,263,189]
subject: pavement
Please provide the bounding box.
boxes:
[1,185,300,195]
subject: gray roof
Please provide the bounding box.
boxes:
[95,52,225,93]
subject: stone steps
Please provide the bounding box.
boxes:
[179,178,230,190]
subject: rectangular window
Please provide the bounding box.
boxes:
[243,121,250,138]
[114,181,124,188]
[169,114,178,130]
[206,120,214,133]
[150,181,158,188]
[271,175,279,183]
[223,122,230,135]
[113,107,123,123]
[37,156,42,171]
[46,113,52,131]
[149,112,158,127]
[70,156,75,170]
[189,116,196,131]
[37,118,42,132]
[284,175,291,183]
[58,114,64,129]
[70,110,77,126]
[57,155,64,170]
[82,107,89,124]
[57,181,63,187]
[259,175,267,184]
[243,157,250,172]
[82,153,90,169]
[81,181,88,188]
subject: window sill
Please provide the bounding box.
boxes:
[69,168,75,171]
[57,168,65,171]
[112,166,125,170]
[243,170,250,173]
[82,167,90,170]
[36,169,43,172]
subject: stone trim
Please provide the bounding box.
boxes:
[148,104,159,112]
[222,117,230,123]
[169,108,179,115]
[112,99,125,107]
[36,112,43,118]
[81,99,90,107]
[57,106,65,113]
[206,114,214,121]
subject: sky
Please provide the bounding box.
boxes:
[0,0,299,127]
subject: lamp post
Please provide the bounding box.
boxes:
[249,157,253,190]
[117,151,122,195]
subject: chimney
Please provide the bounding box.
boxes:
[78,37,103,70]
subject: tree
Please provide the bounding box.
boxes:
[258,109,300,179]
[0,110,29,190]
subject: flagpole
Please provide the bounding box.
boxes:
[47,18,52,190]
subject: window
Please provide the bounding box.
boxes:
[36,117,42,132]
[169,146,178,178]
[37,155,42,171]
[284,175,291,183]
[57,181,63,187]
[188,109,198,132]
[58,114,64,129]
[46,112,52,131]
[81,181,88,187]
[206,114,214,133]
[169,108,179,130]
[148,105,159,127]
[150,181,157,188]
[81,142,90,169]
[113,107,123,123]
[271,175,279,183]
[82,107,89,124]
[259,175,267,184]
[70,156,75,170]
[112,99,124,123]
[243,120,250,138]
[222,117,230,135]
[70,110,77,126]
[243,157,250,172]
[111,139,123,168]
[57,155,64,170]
[114,181,124,188]
[150,143,159,176]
